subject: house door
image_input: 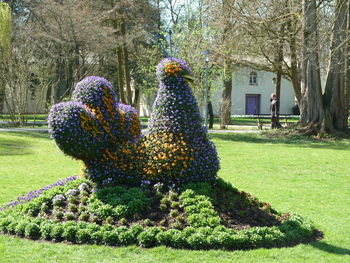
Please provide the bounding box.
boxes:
[246,95,260,115]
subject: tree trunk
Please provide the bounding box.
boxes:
[0,82,5,114]
[323,0,349,130]
[220,60,232,129]
[45,85,52,112]
[133,85,140,109]
[220,0,232,129]
[0,2,12,114]
[208,80,214,129]
[121,19,132,105]
[275,24,284,122]
[289,20,302,105]
[346,2,350,126]
[208,101,214,129]
[300,0,324,132]
[117,46,126,103]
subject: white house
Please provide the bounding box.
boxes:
[211,67,296,116]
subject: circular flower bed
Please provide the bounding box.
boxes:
[0,177,320,249]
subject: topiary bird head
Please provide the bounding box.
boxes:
[156,57,193,85]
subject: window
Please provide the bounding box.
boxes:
[249,72,258,85]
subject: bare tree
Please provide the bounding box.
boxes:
[0,2,11,113]
[0,33,33,125]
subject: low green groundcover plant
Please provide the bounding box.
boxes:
[0,176,319,250]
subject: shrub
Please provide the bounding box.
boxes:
[52,194,66,207]
[79,213,90,222]
[50,225,64,242]
[137,227,161,248]
[156,230,173,246]
[0,217,12,233]
[180,190,220,228]
[187,232,209,249]
[14,221,27,236]
[53,210,64,220]
[68,196,78,204]
[41,222,54,240]
[24,223,41,240]
[170,202,180,209]
[80,196,89,205]
[159,204,167,211]
[103,230,119,246]
[129,224,143,237]
[170,209,179,218]
[169,192,178,201]
[68,203,78,212]
[7,221,18,234]
[119,218,127,225]
[169,229,187,248]
[118,229,135,246]
[160,197,170,206]
[91,231,104,244]
[105,216,114,225]
[65,212,76,221]
[62,225,78,242]
[76,228,92,244]
[66,189,79,198]
[25,204,40,217]
[40,203,50,214]
[113,206,128,219]
[78,183,91,193]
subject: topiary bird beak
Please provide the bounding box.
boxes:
[183,75,194,83]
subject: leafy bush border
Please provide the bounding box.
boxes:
[0,178,318,250]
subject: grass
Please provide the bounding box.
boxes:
[0,131,349,262]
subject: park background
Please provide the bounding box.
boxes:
[0,0,350,262]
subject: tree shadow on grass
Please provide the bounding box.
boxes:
[0,137,34,156]
[210,133,350,151]
[0,130,50,140]
[310,241,350,255]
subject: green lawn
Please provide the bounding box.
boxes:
[0,131,349,263]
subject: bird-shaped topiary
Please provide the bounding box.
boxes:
[138,58,220,184]
[49,59,219,187]
[48,76,141,186]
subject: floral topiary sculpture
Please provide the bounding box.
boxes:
[48,76,141,186]
[139,58,220,184]
[49,59,219,186]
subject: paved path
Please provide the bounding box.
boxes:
[0,128,49,132]
[0,128,261,134]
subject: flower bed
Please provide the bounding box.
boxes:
[0,177,319,249]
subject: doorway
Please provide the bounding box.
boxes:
[245,94,260,115]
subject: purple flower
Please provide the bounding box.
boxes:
[0,176,77,211]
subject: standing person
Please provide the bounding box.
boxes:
[270,93,281,128]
